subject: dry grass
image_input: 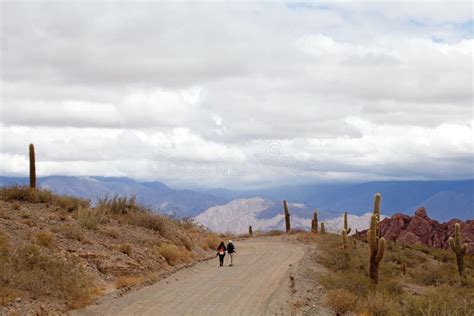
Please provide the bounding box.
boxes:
[158,243,187,265]
[76,207,107,230]
[115,276,143,289]
[0,186,89,211]
[35,231,55,248]
[323,288,358,315]
[0,244,95,308]
[199,234,221,251]
[118,243,132,256]
[97,195,143,214]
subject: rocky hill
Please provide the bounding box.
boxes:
[362,207,474,254]
[0,186,223,314]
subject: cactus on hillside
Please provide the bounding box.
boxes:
[449,223,468,278]
[401,263,406,276]
[342,229,349,250]
[29,144,36,189]
[320,222,326,234]
[311,210,318,233]
[368,193,385,284]
[283,200,291,233]
[249,225,253,238]
[368,214,385,284]
[344,211,351,234]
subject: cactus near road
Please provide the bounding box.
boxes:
[283,200,291,233]
[311,210,318,233]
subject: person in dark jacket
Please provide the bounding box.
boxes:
[226,240,236,266]
[216,241,226,267]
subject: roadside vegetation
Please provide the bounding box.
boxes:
[307,233,474,315]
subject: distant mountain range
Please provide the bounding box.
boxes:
[0,176,472,222]
[203,180,474,221]
[194,197,386,234]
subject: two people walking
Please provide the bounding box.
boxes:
[217,240,236,267]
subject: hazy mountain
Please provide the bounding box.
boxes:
[0,176,227,218]
[204,180,474,221]
[194,197,386,234]
[194,197,311,233]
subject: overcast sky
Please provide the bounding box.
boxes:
[0,1,473,188]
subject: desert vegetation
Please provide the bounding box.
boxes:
[300,193,474,315]
[0,185,224,313]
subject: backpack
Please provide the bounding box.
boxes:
[227,243,235,253]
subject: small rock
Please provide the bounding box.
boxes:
[15,297,21,302]
[175,278,179,281]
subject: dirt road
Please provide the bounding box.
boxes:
[73,238,304,316]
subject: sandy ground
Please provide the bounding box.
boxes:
[72,237,304,316]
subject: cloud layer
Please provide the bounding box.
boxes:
[1,2,473,188]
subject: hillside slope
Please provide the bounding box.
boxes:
[0,186,222,314]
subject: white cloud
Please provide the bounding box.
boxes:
[0,2,472,188]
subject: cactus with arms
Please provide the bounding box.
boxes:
[29,144,36,189]
[449,223,468,278]
[368,193,385,284]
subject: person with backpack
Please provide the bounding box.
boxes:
[216,241,226,267]
[226,240,236,266]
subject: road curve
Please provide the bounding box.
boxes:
[73,238,304,316]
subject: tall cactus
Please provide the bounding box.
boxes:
[320,222,326,234]
[29,144,36,189]
[249,225,253,238]
[368,193,385,284]
[344,211,351,234]
[449,223,468,278]
[311,210,318,233]
[283,200,291,233]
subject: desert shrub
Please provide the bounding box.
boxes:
[125,211,169,233]
[199,234,221,251]
[319,270,373,297]
[357,292,400,316]
[7,244,94,308]
[430,248,453,263]
[97,195,142,214]
[104,228,119,239]
[0,186,54,203]
[119,243,132,256]
[409,262,457,286]
[35,231,55,248]
[76,207,107,230]
[55,195,90,212]
[60,224,86,242]
[158,244,186,265]
[403,285,474,316]
[324,288,358,315]
[0,186,89,213]
[115,276,142,289]
[12,202,21,210]
[19,210,32,218]
[410,243,432,254]
[179,235,193,251]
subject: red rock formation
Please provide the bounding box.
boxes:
[366,207,474,254]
